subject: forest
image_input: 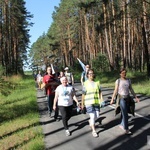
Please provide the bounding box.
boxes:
[0,0,150,77]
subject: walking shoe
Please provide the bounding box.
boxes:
[49,112,52,117]
[49,112,53,118]
[65,130,70,136]
[125,130,132,135]
[119,125,132,135]
[92,131,98,138]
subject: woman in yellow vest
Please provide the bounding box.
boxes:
[81,69,103,138]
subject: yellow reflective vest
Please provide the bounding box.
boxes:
[83,80,101,105]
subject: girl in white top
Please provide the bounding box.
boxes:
[53,76,79,136]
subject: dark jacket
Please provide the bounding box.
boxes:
[115,95,135,116]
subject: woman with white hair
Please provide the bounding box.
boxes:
[53,76,79,136]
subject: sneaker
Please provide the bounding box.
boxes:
[49,112,51,117]
[125,130,132,135]
[92,131,98,138]
[49,112,53,118]
[49,112,52,117]
[119,125,132,135]
[65,130,70,136]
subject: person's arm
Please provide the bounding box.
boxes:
[73,95,79,106]
[53,91,59,110]
[81,85,86,108]
[81,94,85,109]
[129,83,140,103]
[110,81,118,104]
[41,76,46,89]
[71,73,74,85]
[80,73,84,85]
[99,90,104,103]
[72,88,79,106]
[45,80,59,88]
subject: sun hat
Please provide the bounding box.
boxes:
[64,67,69,70]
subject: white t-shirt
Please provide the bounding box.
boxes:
[55,85,75,106]
[116,79,131,96]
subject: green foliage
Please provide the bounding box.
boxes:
[92,53,109,72]
[0,0,33,75]
[73,68,150,95]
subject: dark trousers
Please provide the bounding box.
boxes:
[58,105,73,130]
[47,95,59,119]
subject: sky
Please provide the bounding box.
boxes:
[25,0,61,46]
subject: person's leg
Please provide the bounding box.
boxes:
[86,105,98,137]
[47,95,54,117]
[94,106,100,121]
[39,82,42,89]
[89,112,95,130]
[49,95,54,113]
[59,106,68,130]
[47,95,51,115]
[120,98,128,130]
[89,108,99,130]
[89,112,98,137]
[66,105,73,121]
[50,95,59,120]
[54,103,59,120]
[59,106,71,136]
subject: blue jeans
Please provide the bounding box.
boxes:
[120,98,129,130]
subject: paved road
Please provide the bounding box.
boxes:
[37,83,150,150]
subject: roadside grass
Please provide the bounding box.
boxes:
[0,75,44,150]
[0,70,149,149]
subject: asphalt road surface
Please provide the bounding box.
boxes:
[37,82,150,150]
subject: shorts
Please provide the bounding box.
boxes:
[86,105,100,113]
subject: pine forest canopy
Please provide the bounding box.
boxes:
[0,0,33,75]
[0,0,150,77]
[29,0,150,77]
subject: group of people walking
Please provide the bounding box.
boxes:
[35,65,140,137]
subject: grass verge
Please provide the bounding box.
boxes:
[0,75,45,150]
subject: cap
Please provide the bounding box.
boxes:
[64,67,69,70]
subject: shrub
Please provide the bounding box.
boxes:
[92,53,109,72]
